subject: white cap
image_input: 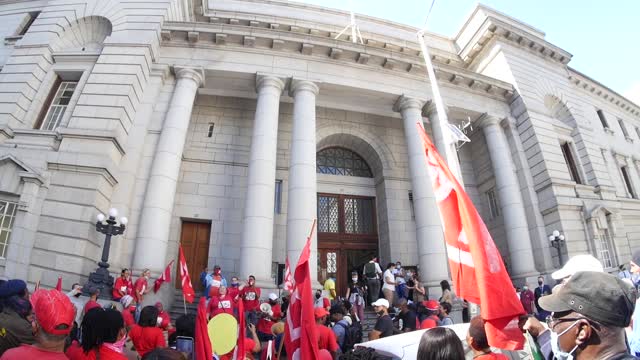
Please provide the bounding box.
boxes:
[371,298,389,308]
[551,254,604,280]
[268,293,278,301]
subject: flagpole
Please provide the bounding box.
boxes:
[417,29,463,182]
[308,219,317,239]
[183,293,187,315]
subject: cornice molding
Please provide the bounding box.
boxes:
[568,70,640,117]
[459,17,572,67]
[161,21,515,101]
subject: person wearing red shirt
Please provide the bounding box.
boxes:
[419,300,440,329]
[519,283,535,315]
[207,286,235,319]
[128,306,166,357]
[133,269,151,304]
[314,307,339,358]
[1,289,75,360]
[154,302,174,335]
[241,275,261,325]
[256,293,282,342]
[112,268,133,301]
[228,276,241,301]
[466,316,509,360]
[83,288,101,315]
[66,308,128,360]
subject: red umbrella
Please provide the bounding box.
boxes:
[195,296,212,360]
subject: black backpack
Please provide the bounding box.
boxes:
[364,263,376,279]
[336,321,363,353]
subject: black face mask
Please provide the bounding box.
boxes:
[315,293,321,299]
[538,281,543,286]
[376,310,385,316]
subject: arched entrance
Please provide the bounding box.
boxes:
[316,147,378,296]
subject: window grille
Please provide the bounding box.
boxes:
[316,147,373,177]
[0,200,18,258]
[40,81,77,131]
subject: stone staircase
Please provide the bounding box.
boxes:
[360,307,380,342]
[168,290,200,320]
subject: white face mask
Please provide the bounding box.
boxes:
[352,277,358,282]
[550,320,580,360]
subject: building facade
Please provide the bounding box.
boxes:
[0,0,639,302]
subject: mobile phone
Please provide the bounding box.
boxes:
[176,336,194,360]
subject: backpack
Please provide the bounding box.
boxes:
[336,321,362,353]
[364,263,377,279]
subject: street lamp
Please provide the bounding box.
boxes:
[85,208,127,298]
[549,230,566,267]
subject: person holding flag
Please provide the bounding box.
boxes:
[416,123,525,350]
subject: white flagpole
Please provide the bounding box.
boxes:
[183,293,187,314]
[416,30,463,182]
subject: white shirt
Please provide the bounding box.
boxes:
[382,269,395,291]
[364,261,383,279]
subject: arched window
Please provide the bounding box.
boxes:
[316,147,373,177]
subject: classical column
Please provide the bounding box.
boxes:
[238,75,285,286]
[133,66,204,272]
[286,79,320,283]
[478,114,536,277]
[394,95,449,290]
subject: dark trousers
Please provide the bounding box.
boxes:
[367,278,380,304]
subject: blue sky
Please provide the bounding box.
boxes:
[295,0,640,104]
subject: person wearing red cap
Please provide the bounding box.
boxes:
[418,300,441,330]
[1,289,74,360]
[314,307,339,358]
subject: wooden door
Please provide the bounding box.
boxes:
[176,221,211,291]
[318,248,345,298]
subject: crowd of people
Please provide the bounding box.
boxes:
[3,252,640,360]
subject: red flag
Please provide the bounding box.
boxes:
[416,123,525,350]
[236,297,246,359]
[154,260,175,293]
[284,222,320,360]
[55,276,62,291]
[283,257,293,292]
[195,296,212,360]
[178,245,196,303]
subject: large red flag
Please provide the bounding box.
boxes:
[236,297,246,359]
[416,123,525,350]
[284,222,320,360]
[178,245,196,303]
[283,257,293,293]
[154,260,175,293]
[55,276,62,291]
[195,296,212,360]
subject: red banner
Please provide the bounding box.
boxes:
[417,123,525,350]
[284,221,319,360]
[178,245,195,303]
[195,296,212,360]
[154,260,174,293]
[283,257,293,292]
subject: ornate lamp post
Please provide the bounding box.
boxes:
[85,208,127,298]
[549,230,566,267]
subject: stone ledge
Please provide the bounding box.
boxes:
[569,69,640,117]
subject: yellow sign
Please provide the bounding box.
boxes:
[208,313,238,355]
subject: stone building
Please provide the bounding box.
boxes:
[0,0,638,302]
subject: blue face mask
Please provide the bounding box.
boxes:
[550,320,580,360]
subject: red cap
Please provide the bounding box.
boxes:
[314,307,329,319]
[424,300,439,311]
[31,289,75,335]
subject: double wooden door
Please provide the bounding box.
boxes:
[176,221,211,291]
[317,193,378,297]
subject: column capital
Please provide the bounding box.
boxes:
[289,78,320,97]
[393,95,425,113]
[173,65,205,87]
[476,113,503,129]
[256,73,286,93]
[422,100,436,116]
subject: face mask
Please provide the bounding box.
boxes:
[550,320,580,360]
[315,293,321,299]
[522,286,528,291]
[376,310,385,316]
[232,282,239,286]
[538,281,543,286]
[214,270,220,275]
[352,277,358,282]
[396,265,401,269]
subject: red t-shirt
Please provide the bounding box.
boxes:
[158,311,172,331]
[121,308,135,328]
[208,295,236,318]
[227,286,240,301]
[112,277,133,300]
[474,353,509,360]
[520,290,535,314]
[315,324,339,352]
[133,277,148,303]
[241,286,261,311]
[0,344,68,360]
[84,300,101,314]
[129,325,165,357]
[257,304,281,334]
[220,338,256,360]
[420,316,438,330]
[66,341,128,360]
